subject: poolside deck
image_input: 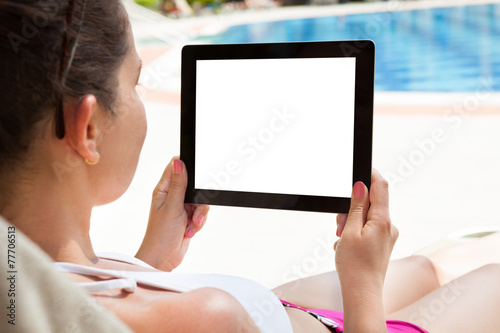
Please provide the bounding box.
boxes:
[90,0,500,289]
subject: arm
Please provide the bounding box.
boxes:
[334,170,398,333]
[97,287,260,333]
[135,157,210,271]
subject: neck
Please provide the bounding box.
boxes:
[2,156,98,266]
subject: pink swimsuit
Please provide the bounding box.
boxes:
[281,300,429,333]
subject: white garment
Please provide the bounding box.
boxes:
[55,252,293,333]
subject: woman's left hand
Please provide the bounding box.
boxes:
[136,157,209,271]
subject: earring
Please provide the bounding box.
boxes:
[85,152,100,166]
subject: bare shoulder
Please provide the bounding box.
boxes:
[95,287,260,333]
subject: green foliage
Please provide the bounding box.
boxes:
[134,0,162,9]
[187,0,220,4]
[135,0,224,11]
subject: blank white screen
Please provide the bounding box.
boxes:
[195,57,355,197]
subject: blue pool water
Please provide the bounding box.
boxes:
[205,4,500,92]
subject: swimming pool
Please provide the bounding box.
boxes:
[205,4,500,92]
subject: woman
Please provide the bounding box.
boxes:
[1,0,500,332]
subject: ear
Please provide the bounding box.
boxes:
[64,95,102,164]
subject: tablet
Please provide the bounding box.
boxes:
[181,40,374,214]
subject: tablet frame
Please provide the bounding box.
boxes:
[181,40,374,214]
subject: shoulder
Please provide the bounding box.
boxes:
[100,287,260,333]
[161,288,259,332]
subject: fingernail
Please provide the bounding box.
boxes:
[336,224,344,237]
[174,159,182,174]
[353,181,365,199]
[339,225,344,236]
[186,228,195,238]
[195,215,204,226]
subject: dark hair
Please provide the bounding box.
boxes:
[0,0,130,179]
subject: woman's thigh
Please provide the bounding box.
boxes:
[427,232,500,284]
[387,263,500,332]
[273,255,440,314]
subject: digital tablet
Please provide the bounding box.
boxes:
[181,40,374,214]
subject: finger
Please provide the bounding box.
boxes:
[336,214,347,237]
[336,214,347,227]
[185,221,196,239]
[184,219,202,239]
[367,169,390,219]
[192,205,209,228]
[344,181,370,233]
[185,205,210,239]
[164,158,188,215]
[151,157,176,210]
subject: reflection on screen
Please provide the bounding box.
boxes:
[195,57,356,197]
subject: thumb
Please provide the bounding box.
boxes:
[164,159,188,215]
[344,181,370,233]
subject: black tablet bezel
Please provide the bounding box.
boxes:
[181,40,374,214]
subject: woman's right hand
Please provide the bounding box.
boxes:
[334,169,398,332]
[334,169,398,284]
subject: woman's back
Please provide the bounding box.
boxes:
[55,253,294,333]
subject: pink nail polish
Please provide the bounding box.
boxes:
[174,159,182,174]
[338,225,345,236]
[195,215,203,226]
[353,181,365,199]
[186,228,195,238]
